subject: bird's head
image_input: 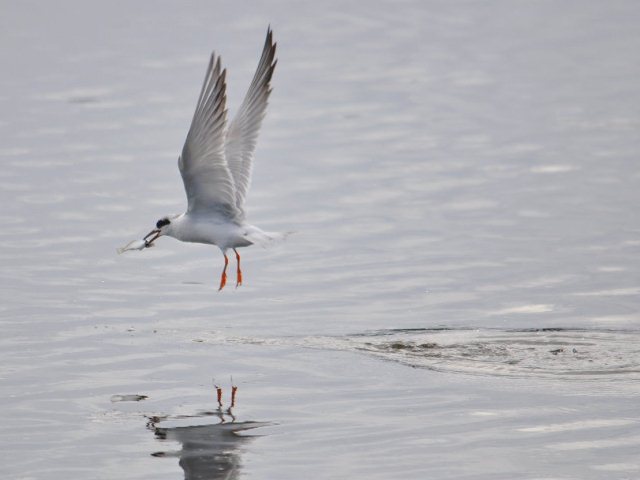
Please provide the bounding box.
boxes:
[143,215,175,246]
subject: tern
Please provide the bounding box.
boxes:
[142,28,283,290]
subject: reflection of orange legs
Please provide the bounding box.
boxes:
[213,378,238,409]
[231,384,238,408]
[214,383,223,407]
[218,253,229,291]
[233,248,242,288]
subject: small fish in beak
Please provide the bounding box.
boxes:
[117,219,168,254]
[117,239,149,254]
[143,228,162,246]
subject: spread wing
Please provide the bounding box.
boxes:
[224,27,277,216]
[179,53,240,219]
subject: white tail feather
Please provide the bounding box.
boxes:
[244,226,293,248]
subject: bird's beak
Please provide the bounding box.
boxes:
[143,229,162,246]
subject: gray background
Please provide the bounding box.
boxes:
[1,1,639,478]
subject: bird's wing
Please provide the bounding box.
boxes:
[224,27,277,215]
[179,53,240,219]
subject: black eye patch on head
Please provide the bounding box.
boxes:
[156,218,170,229]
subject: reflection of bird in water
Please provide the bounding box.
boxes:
[151,416,268,480]
[149,383,267,480]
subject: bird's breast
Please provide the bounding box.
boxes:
[171,216,248,249]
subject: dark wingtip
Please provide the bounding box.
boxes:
[266,25,274,45]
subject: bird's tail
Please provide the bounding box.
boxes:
[244,226,293,248]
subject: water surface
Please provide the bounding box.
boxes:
[1,1,639,478]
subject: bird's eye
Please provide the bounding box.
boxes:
[156,218,170,229]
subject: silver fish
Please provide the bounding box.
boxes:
[117,239,149,254]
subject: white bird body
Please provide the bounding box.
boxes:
[137,28,281,290]
[164,213,254,249]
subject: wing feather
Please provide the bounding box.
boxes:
[224,28,277,216]
[179,53,240,219]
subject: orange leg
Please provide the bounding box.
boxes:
[233,248,243,288]
[218,253,229,291]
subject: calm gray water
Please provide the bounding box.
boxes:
[2,1,640,478]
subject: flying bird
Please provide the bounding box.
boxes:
[140,28,282,290]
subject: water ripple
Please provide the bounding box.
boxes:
[348,328,640,379]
